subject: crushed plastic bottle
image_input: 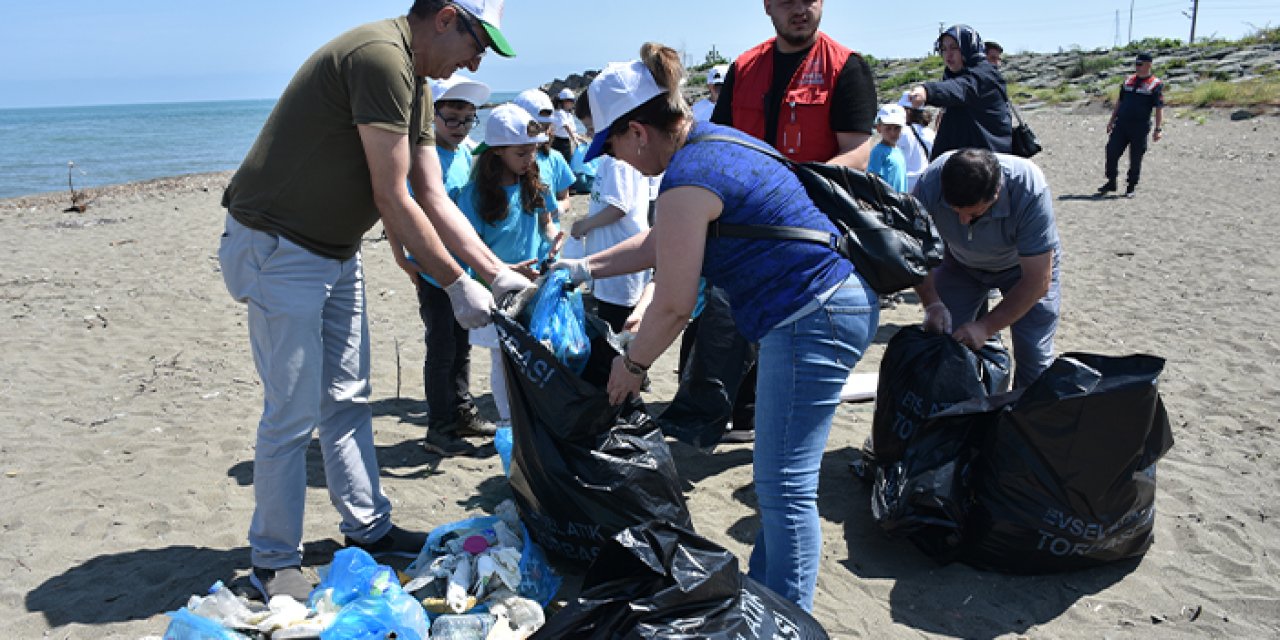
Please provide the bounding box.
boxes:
[430,613,496,640]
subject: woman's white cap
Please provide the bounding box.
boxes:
[475,103,548,153]
[583,60,666,162]
[514,88,554,124]
[557,87,576,101]
[429,74,491,107]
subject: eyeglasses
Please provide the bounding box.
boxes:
[452,5,488,58]
[437,114,479,129]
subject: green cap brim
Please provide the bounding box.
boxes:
[479,22,516,58]
[472,142,489,156]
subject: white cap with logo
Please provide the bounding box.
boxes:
[707,64,729,86]
[514,88,554,124]
[450,0,516,57]
[473,103,547,155]
[876,103,907,126]
[429,74,491,108]
[582,60,667,162]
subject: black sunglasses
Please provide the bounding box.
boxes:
[453,5,488,58]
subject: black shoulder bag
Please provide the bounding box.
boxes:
[694,134,943,295]
[1000,84,1042,158]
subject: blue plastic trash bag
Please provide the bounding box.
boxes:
[495,425,513,475]
[309,547,396,609]
[517,525,561,606]
[526,270,590,374]
[162,608,251,640]
[320,583,428,640]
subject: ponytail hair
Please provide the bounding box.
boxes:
[606,43,690,142]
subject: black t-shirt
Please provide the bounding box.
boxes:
[711,43,877,147]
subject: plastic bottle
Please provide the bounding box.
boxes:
[430,613,496,640]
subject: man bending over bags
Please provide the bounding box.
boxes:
[912,148,1061,388]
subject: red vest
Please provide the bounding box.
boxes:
[730,32,854,163]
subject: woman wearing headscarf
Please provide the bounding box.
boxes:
[907,24,1011,160]
[552,42,879,612]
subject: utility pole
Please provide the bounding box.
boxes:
[1183,0,1200,44]
[1115,10,1121,47]
[1128,0,1135,44]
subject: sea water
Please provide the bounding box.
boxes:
[0,91,520,201]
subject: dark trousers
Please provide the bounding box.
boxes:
[417,282,473,427]
[660,287,756,438]
[592,298,634,335]
[1105,122,1150,187]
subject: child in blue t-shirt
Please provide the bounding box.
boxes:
[869,103,909,193]
[457,103,561,430]
[395,74,493,457]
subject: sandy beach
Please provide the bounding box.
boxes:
[2,108,1278,638]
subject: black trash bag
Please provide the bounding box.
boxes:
[871,326,1011,465]
[962,353,1175,573]
[494,311,693,572]
[871,394,1013,561]
[532,521,829,639]
[655,287,758,451]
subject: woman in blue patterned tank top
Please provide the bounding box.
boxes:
[553,43,880,611]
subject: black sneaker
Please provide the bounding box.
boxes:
[250,565,313,602]
[423,427,479,456]
[1124,185,1136,198]
[1096,180,1117,195]
[454,409,497,437]
[344,524,428,559]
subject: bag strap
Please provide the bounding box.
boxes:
[996,82,1028,128]
[909,124,932,157]
[687,133,846,257]
[688,133,795,166]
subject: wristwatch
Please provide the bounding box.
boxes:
[621,352,649,376]
[1154,127,1163,132]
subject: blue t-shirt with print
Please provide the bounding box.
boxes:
[869,142,908,192]
[456,181,558,265]
[660,121,854,341]
[438,144,474,195]
[912,151,1059,272]
[411,144,475,288]
[535,149,575,256]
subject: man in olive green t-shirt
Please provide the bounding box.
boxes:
[217,0,520,602]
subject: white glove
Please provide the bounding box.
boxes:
[490,267,533,305]
[548,257,592,285]
[923,302,953,334]
[443,273,494,329]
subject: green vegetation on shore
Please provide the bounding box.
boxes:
[863,26,1280,109]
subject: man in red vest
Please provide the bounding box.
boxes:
[660,0,877,446]
[711,0,877,169]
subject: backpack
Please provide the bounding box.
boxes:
[694,134,943,294]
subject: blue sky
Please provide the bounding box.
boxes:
[3,0,1276,108]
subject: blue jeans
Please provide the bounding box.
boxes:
[218,215,392,569]
[933,251,1061,388]
[749,273,878,611]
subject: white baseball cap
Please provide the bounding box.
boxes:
[514,88,554,124]
[582,59,667,162]
[876,103,907,126]
[451,0,515,58]
[473,103,547,154]
[897,90,915,109]
[429,74,491,108]
[557,87,576,101]
[707,64,729,86]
